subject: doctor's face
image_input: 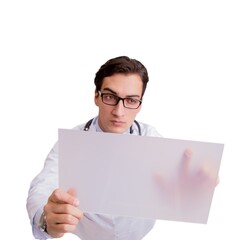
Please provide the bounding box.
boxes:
[95,73,143,134]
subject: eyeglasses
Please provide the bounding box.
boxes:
[98,91,142,109]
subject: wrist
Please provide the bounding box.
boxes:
[38,212,47,233]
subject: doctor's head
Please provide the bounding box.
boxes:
[94,56,149,134]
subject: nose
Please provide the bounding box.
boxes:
[111,99,125,116]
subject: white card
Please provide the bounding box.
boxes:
[59,129,223,224]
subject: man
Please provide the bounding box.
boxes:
[26,56,161,239]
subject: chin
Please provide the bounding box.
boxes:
[107,127,126,134]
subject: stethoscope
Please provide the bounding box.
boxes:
[84,118,142,136]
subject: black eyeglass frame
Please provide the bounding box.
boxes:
[98,91,142,109]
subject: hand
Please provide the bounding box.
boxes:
[155,148,219,205]
[43,188,84,238]
[178,148,219,191]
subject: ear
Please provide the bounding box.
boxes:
[94,90,99,106]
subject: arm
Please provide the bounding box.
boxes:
[26,143,59,239]
[26,143,83,239]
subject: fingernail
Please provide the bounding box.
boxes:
[73,199,79,207]
[184,148,192,159]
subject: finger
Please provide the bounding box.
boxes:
[49,189,79,207]
[154,174,165,190]
[46,213,79,237]
[194,163,218,187]
[48,222,78,236]
[45,203,83,219]
[179,148,193,177]
[47,212,80,226]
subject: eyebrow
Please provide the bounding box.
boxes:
[102,87,141,98]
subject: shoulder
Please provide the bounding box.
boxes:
[137,121,162,137]
[72,117,97,132]
[72,123,87,131]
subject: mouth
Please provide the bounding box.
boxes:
[111,120,125,127]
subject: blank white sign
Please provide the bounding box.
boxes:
[59,129,223,224]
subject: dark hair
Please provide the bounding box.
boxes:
[94,56,149,97]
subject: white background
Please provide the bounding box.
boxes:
[0,0,234,239]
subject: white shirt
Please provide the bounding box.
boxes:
[26,117,161,240]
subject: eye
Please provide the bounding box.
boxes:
[126,98,138,105]
[103,94,117,101]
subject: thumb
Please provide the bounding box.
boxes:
[67,188,79,206]
[67,188,77,197]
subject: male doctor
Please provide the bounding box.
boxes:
[27,56,161,239]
